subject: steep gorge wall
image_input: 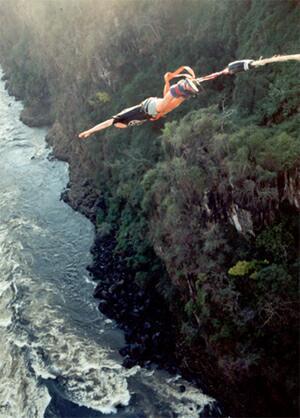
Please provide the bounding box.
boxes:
[0,1,299,416]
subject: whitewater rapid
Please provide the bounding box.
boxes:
[0,68,217,418]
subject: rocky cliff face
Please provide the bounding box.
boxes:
[45,121,101,221]
[216,167,300,236]
[0,0,299,415]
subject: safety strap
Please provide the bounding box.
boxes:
[163,65,228,96]
[251,54,300,68]
[195,68,229,83]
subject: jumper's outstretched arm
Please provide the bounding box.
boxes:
[79,118,129,139]
[79,115,131,139]
[78,118,114,139]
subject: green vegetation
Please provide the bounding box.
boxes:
[228,259,269,277]
[0,0,299,416]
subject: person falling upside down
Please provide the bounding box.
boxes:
[78,66,202,139]
[78,55,300,139]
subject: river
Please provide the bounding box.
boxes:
[0,68,219,418]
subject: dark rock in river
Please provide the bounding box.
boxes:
[90,232,178,372]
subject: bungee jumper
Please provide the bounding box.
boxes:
[78,54,300,139]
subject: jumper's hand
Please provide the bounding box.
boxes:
[78,130,91,139]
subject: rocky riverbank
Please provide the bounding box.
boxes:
[87,230,224,417]
[88,231,178,370]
